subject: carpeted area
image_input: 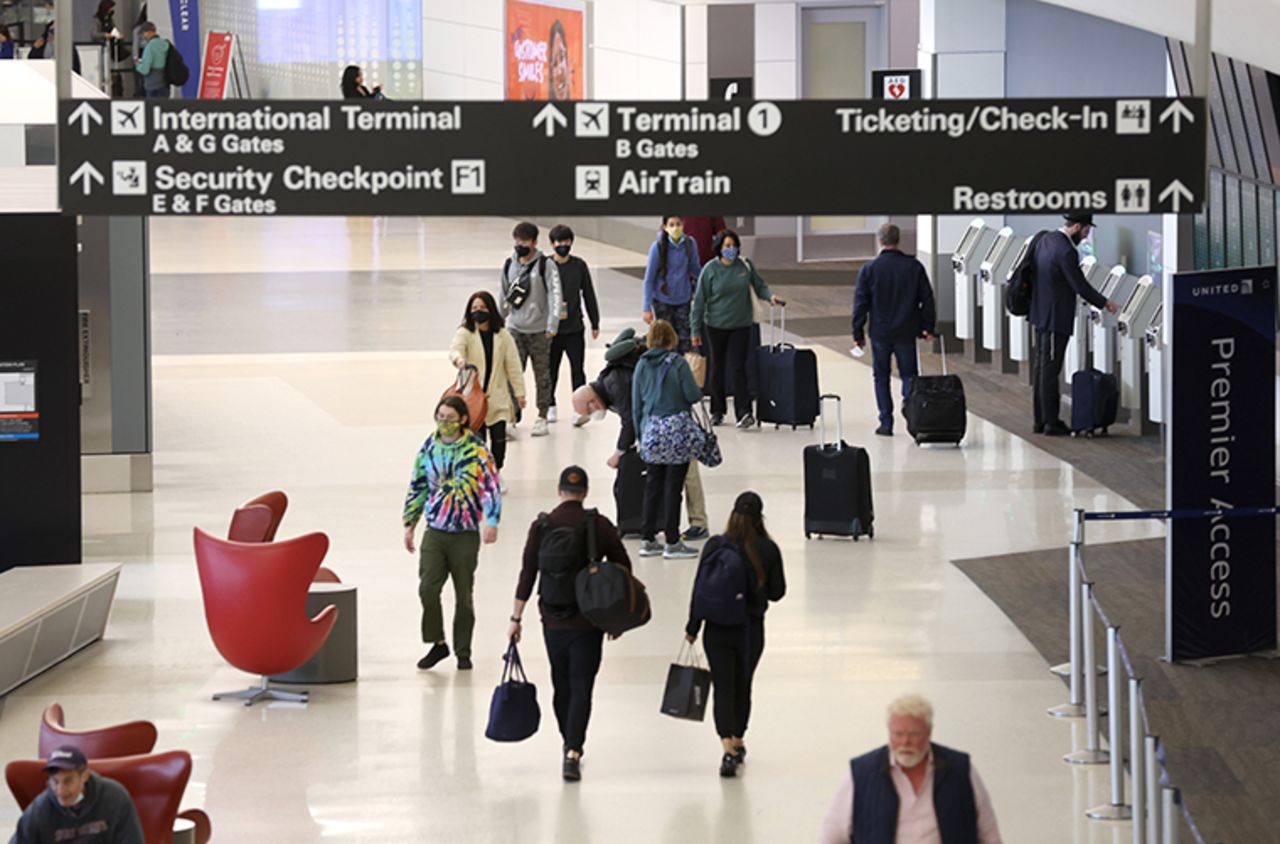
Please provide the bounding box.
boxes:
[953,538,1280,844]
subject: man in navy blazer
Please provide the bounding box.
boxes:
[1028,213,1118,436]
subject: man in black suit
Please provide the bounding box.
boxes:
[1029,213,1119,436]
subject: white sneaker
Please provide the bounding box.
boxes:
[507,426,519,440]
[498,472,508,494]
[532,417,550,437]
[573,413,590,427]
[591,409,607,421]
[548,406,558,423]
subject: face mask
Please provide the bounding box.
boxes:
[666,227,683,242]
[471,310,490,324]
[436,419,461,438]
[554,244,571,257]
[514,244,532,258]
[721,246,739,261]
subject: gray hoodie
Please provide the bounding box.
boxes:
[9,772,144,844]
[499,250,563,336]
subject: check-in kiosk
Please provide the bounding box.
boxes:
[1089,265,1138,376]
[978,228,1020,372]
[1065,257,1103,377]
[951,220,997,361]
[1117,275,1161,339]
[1005,234,1037,366]
[1145,303,1164,424]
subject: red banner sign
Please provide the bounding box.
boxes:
[198,31,235,100]
[505,1,584,101]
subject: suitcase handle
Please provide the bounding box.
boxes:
[916,334,949,377]
[818,393,842,451]
[767,301,789,350]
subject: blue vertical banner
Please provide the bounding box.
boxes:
[1166,266,1277,661]
[168,0,201,99]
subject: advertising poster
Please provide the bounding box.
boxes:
[505,0,584,101]
[198,32,234,100]
[0,361,39,442]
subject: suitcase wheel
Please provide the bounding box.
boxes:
[805,531,811,539]
[868,527,874,539]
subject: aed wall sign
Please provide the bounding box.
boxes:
[58,97,1205,217]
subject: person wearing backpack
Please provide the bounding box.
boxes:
[507,465,633,782]
[642,216,701,354]
[498,221,563,438]
[133,22,172,98]
[684,491,786,778]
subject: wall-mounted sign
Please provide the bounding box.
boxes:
[505,0,585,101]
[872,69,923,101]
[0,360,39,442]
[710,77,753,101]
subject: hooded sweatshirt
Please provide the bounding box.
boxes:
[9,772,144,844]
[499,250,563,336]
[631,347,701,441]
[642,233,701,310]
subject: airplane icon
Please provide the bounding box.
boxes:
[111,101,146,135]
[583,109,603,129]
[118,107,140,128]
[574,103,609,137]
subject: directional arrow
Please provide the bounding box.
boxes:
[1159,179,1194,212]
[69,162,104,196]
[532,103,567,138]
[1158,101,1194,134]
[67,102,104,136]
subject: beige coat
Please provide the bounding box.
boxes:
[449,326,525,426]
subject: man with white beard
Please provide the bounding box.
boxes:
[818,694,1002,844]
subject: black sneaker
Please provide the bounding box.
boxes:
[417,642,450,670]
[1043,420,1071,437]
[711,413,725,427]
[563,754,581,782]
[875,426,893,437]
[457,657,473,670]
[719,752,739,778]
[734,746,747,763]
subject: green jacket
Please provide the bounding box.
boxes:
[691,257,772,334]
[631,348,701,440]
[135,36,169,90]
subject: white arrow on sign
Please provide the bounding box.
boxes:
[67,102,104,136]
[69,162,104,196]
[1158,101,1194,134]
[532,103,567,138]
[1158,179,1194,212]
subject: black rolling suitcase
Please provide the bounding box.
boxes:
[804,394,874,541]
[905,337,966,446]
[755,304,820,429]
[614,449,647,536]
[1070,369,1119,437]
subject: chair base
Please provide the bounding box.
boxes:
[213,676,309,707]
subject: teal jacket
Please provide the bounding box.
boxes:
[631,347,701,440]
[135,36,169,91]
[691,257,772,334]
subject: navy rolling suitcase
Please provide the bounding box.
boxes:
[804,395,874,541]
[614,448,647,537]
[755,305,819,429]
[1070,369,1119,437]
[905,337,966,445]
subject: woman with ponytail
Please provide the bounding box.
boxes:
[684,491,787,777]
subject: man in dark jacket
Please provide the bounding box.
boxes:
[852,224,937,436]
[9,746,144,844]
[572,329,645,468]
[1028,213,1118,436]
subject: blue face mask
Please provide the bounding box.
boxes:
[721,246,739,262]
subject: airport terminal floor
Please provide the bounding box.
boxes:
[0,217,1165,841]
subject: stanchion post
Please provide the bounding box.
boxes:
[1051,510,1085,682]
[1087,626,1133,819]
[1145,735,1161,843]
[1065,583,1108,764]
[1161,786,1180,844]
[1131,678,1145,844]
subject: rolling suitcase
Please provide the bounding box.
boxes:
[905,337,966,446]
[804,394,874,541]
[614,448,647,537]
[1070,369,1119,437]
[755,304,820,429]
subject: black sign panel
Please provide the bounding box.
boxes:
[57,97,1205,216]
[710,77,753,100]
[1167,266,1277,661]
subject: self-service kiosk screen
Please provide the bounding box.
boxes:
[0,360,38,442]
[955,226,980,258]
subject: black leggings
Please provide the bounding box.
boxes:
[549,330,586,408]
[543,627,604,754]
[706,324,753,420]
[642,460,689,545]
[703,617,765,739]
[481,421,507,470]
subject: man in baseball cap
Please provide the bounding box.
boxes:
[10,744,144,842]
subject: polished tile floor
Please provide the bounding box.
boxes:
[0,217,1162,842]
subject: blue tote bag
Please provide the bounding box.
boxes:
[485,639,540,742]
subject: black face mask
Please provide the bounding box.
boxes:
[554,244,571,257]
[472,310,490,324]
[514,244,533,258]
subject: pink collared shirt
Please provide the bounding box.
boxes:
[818,750,1002,844]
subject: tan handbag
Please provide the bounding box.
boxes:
[684,352,707,388]
[745,257,770,323]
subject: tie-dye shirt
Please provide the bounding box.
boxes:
[402,432,501,532]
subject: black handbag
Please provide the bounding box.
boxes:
[659,642,711,721]
[485,639,540,742]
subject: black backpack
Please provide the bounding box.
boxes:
[1004,230,1048,317]
[163,40,190,87]
[692,539,751,627]
[536,508,597,617]
[503,255,548,310]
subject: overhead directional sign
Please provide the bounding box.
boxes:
[56,97,1206,216]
